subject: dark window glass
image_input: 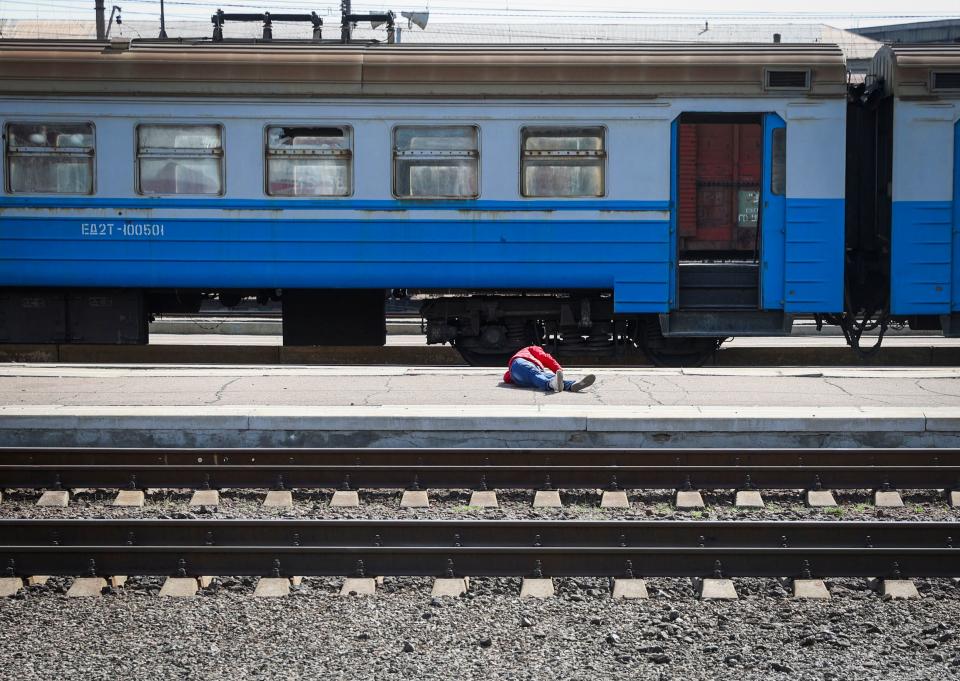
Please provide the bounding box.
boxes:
[771,127,786,196]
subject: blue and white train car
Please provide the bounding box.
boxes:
[0,41,849,363]
[869,45,960,337]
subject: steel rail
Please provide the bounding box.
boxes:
[0,520,957,579]
[2,447,960,491]
[4,447,958,466]
[1,464,959,491]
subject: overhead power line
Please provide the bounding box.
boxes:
[3,0,959,21]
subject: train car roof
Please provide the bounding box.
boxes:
[872,44,960,99]
[0,40,847,98]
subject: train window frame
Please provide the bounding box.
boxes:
[519,125,607,199]
[135,123,225,197]
[263,124,354,198]
[391,124,480,200]
[4,121,96,195]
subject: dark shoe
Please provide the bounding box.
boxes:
[569,374,596,392]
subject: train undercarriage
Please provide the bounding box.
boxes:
[0,286,726,366]
[0,285,953,367]
[419,292,725,367]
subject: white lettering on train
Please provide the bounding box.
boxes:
[80,223,165,237]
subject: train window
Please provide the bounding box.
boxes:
[265,126,352,197]
[393,125,479,199]
[521,127,605,198]
[771,127,786,196]
[136,124,223,195]
[5,122,94,194]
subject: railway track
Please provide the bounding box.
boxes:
[0,519,957,580]
[3,447,960,497]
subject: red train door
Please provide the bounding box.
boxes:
[675,113,763,310]
[678,121,762,259]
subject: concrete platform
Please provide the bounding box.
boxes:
[150,318,420,337]
[4,365,960,448]
[5,402,960,448]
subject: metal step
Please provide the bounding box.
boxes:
[678,263,759,309]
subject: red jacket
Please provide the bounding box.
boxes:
[503,346,563,383]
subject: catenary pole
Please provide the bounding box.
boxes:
[95,0,106,39]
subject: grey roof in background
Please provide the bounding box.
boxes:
[0,19,883,62]
[850,18,960,44]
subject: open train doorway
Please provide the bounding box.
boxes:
[675,113,764,310]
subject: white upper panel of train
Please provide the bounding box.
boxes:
[0,97,847,204]
[0,41,848,206]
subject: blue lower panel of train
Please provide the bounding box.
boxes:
[782,198,845,313]
[890,201,957,315]
[0,198,847,315]
[0,216,674,313]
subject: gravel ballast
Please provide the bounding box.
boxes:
[2,575,960,679]
[2,488,959,522]
[2,489,960,679]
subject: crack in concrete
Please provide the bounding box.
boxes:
[821,377,890,406]
[625,375,664,406]
[654,374,691,402]
[914,378,960,401]
[359,376,396,406]
[206,377,243,405]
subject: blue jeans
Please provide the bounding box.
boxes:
[510,358,575,392]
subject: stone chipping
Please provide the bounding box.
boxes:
[1,575,960,679]
[0,489,959,679]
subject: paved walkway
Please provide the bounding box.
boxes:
[4,364,960,408]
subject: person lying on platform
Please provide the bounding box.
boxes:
[503,345,596,393]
